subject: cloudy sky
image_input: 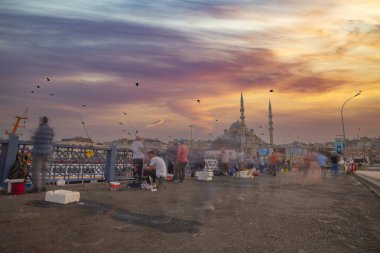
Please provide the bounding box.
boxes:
[1,0,379,144]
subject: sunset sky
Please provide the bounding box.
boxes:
[1,0,379,144]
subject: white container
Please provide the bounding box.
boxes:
[56,179,65,186]
[198,172,213,181]
[45,190,80,204]
[239,171,250,178]
[198,175,213,181]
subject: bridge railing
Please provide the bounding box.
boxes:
[0,135,134,186]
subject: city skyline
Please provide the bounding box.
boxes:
[1,0,379,144]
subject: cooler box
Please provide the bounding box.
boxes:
[198,171,213,181]
[45,190,80,204]
[239,171,250,178]
[11,181,26,195]
[7,179,26,194]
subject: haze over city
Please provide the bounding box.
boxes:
[1,0,379,144]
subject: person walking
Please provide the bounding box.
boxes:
[173,139,188,183]
[318,152,328,179]
[31,116,54,192]
[132,135,145,181]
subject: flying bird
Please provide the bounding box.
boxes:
[123,112,127,115]
[31,91,34,93]
[197,99,200,103]
[37,85,40,88]
[118,122,123,125]
[50,93,54,96]
[82,104,86,107]
[135,83,139,87]
[46,77,50,81]
[215,119,218,122]
[269,89,274,92]
[135,130,139,134]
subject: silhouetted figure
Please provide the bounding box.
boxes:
[31,116,54,192]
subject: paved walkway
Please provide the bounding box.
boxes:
[1,171,379,253]
[354,166,380,197]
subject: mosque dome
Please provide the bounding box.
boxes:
[230,120,242,130]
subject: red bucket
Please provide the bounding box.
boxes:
[11,181,26,195]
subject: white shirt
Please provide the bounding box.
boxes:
[221,151,229,163]
[132,140,144,159]
[238,151,244,162]
[150,156,167,178]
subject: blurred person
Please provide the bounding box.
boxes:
[330,153,340,178]
[258,155,266,173]
[318,152,328,179]
[132,135,145,181]
[142,150,167,189]
[31,116,54,193]
[268,152,278,176]
[237,149,245,171]
[306,150,321,182]
[220,148,230,176]
[173,139,188,183]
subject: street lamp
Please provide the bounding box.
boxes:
[341,91,361,151]
[189,125,193,149]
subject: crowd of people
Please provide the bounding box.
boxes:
[25,116,361,192]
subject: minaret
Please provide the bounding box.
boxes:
[268,99,274,147]
[240,92,246,151]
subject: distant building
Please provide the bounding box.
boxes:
[220,92,266,157]
[56,136,103,147]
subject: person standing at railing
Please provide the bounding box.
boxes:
[31,116,54,193]
[173,139,188,183]
[132,135,145,181]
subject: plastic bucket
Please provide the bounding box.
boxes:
[11,181,26,195]
[109,182,120,190]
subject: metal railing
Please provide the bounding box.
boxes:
[0,137,135,186]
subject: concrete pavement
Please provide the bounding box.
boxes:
[1,171,379,253]
[354,165,380,197]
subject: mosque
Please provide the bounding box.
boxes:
[221,92,273,158]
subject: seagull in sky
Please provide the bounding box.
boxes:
[37,85,40,88]
[118,122,123,125]
[31,91,35,93]
[82,104,86,107]
[135,82,139,87]
[215,119,218,121]
[197,99,200,103]
[50,93,54,96]
[46,77,50,81]
[123,112,127,116]
[269,89,274,92]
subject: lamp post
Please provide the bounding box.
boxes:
[341,91,361,151]
[189,125,193,149]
